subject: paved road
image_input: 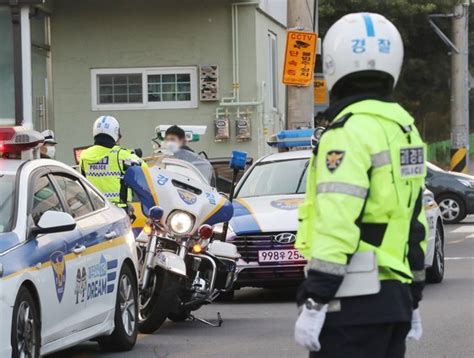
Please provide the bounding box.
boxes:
[51,218,474,358]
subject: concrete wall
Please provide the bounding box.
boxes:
[255,9,286,156]
[0,6,15,123]
[50,0,285,164]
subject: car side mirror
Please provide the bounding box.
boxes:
[32,211,76,237]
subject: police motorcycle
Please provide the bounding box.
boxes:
[122,145,242,334]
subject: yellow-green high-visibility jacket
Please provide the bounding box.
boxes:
[79,145,145,205]
[296,99,428,286]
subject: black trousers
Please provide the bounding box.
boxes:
[310,322,411,358]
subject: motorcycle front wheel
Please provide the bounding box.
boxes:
[138,267,180,333]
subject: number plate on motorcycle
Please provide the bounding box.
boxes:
[258,249,305,263]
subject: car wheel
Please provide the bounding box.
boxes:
[11,286,40,358]
[98,264,138,352]
[426,222,445,284]
[438,194,467,224]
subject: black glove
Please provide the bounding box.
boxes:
[410,281,425,309]
[296,269,344,306]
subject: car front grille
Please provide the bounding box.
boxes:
[231,233,297,263]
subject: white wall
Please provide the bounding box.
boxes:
[259,0,287,26]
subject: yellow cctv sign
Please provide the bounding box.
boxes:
[283,30,318,86]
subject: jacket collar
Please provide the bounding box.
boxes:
[324,94,414,127]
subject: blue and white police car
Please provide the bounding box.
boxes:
[224,130,445,292]
[0,127,139,357]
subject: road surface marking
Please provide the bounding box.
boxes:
[448,234,474,244]
[450,226,474,234]
[445,257,474,261]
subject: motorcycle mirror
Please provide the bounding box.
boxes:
[148,206,164,221]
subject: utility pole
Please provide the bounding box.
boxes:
[428,1,471,173]
[450,1,470,173]
[287,0,315,129]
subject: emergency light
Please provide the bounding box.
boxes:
[266,129,313,149]
[229,150,248,171]
[0,126,44,159]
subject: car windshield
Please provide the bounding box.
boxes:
[238,159,309,198]
[0,174,16,233]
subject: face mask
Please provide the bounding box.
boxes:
[164,141,180,154]
[46,146,56,159]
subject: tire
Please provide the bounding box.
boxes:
[426,222,445,284]
[167,309,191,322]
[438,194,467,224]
[11,286,41,358]
[138,267,180,334]
[216,289,235,302]
[98,264,138,352]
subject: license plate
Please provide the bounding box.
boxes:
[258,249,305,263]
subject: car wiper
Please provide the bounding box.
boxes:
[295,161,309,193]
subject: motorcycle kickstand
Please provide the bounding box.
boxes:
[187,312,223,327]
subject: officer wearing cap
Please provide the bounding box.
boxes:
[40,129,57,159]
[79,116,145,207]
[294,13,427,357]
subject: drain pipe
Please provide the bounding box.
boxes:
[220,1,260,104]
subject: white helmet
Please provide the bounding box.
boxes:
[93,116,120,142]
[323,13,404,91]
[41,129,57,145]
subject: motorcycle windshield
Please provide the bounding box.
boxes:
[172,149,215,186]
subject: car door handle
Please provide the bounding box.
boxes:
[72,245,86,255]
[105,231,118,239]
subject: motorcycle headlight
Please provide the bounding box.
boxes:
[167,211,195,236]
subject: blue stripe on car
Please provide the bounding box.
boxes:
[230,200,261,235]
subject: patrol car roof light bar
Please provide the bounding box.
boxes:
[0,126,44,160]
[266,129,313,150]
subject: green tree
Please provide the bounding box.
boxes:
[318,0,473,143]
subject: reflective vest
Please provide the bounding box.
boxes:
[79,145,143,205]
[296,99,428,284]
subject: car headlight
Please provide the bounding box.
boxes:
[457,178,474,189]
[167,211,194,236]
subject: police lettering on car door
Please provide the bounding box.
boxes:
[74,255,118,304]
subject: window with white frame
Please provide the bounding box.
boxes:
[268,31,279,111]
[91,67,198,110]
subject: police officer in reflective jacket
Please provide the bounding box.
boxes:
[80,116,145,207]
[295,13,427,357]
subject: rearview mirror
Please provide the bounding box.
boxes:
[33,211,76,236]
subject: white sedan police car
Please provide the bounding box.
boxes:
[227,142,445,291]
[0,127,138,357]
